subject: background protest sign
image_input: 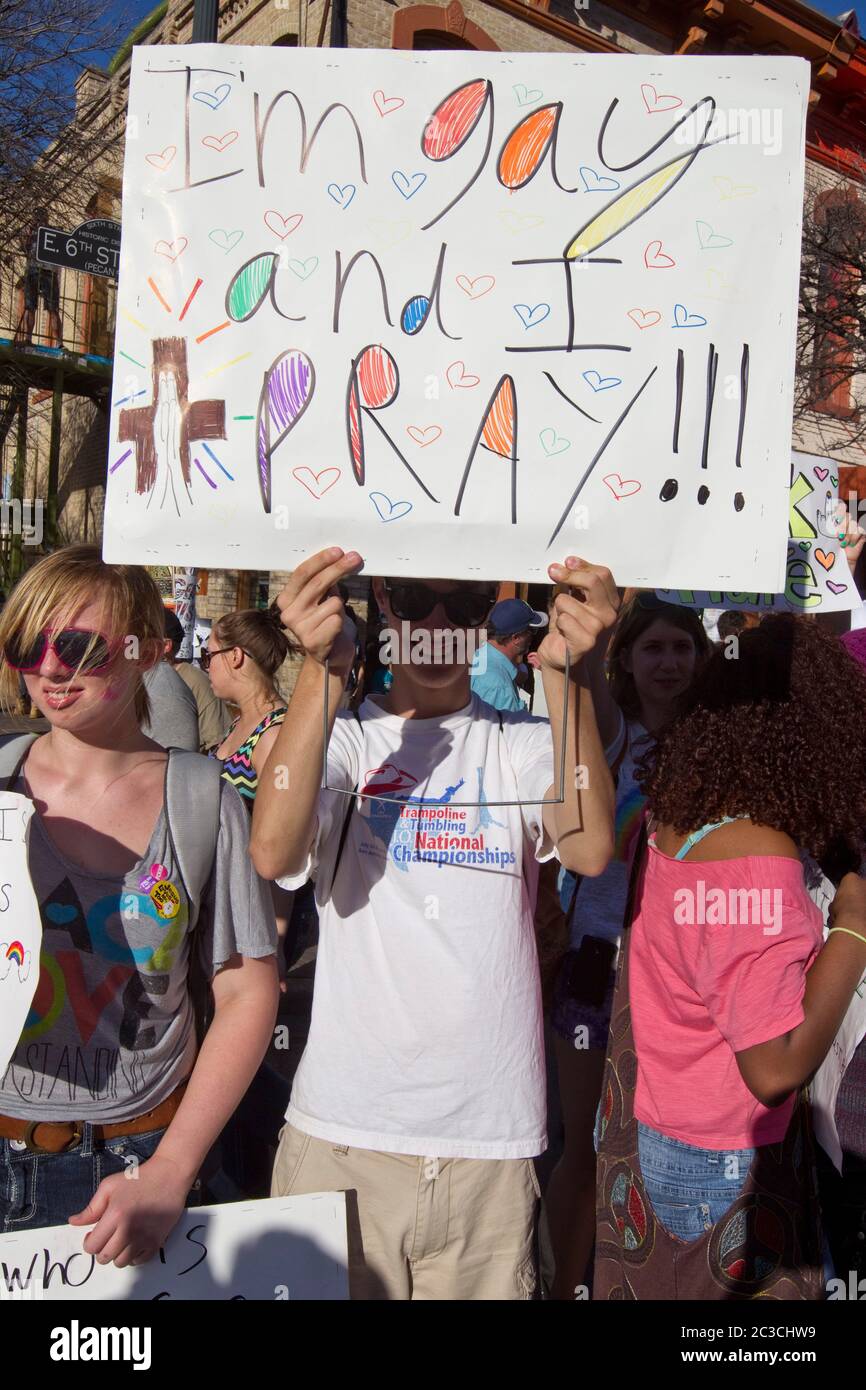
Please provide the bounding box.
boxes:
[103,48,807,587]
[0,1194,348,1301]
[655,450,859,613]
[0,793,41,1075]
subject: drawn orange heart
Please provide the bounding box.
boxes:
[446,361,480,390]
[407,425,442,447]
[154,237,188,262]
[627,307,662,329]
[145,145,176,171]
[456,274,495,299]
[292,467,340,499]
[202,131,239,152]
[814,548,835,572]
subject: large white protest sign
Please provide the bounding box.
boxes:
[655,451,859,614]
[0,1194,348,1301]
[0,793,41,1075]
[103,48,807,587]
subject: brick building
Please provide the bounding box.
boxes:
[4,0,866,629]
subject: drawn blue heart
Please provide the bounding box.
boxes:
[582,370,622,392]
[579,166,620,193]
[328,182,356,209]
[370,491,413,522]
[46,903,78,925]
[513,302,550,329]
[673,303,707,329]
[208,228,243,253]
[193,84,231,111]
[391,170,427,200]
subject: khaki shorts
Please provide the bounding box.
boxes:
[271,1123,541,1301]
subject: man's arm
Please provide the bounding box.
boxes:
[538,559,620,877]
[251,547,362,881]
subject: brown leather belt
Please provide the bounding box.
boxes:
[0,1081,189,1154]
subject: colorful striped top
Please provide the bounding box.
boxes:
[215,706,287,806]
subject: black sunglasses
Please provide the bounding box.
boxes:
[4,627,116,674]
[200,644,248,672]
[383,581,498,628]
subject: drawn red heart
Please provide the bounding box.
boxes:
[446,361,480,390]
[362,764,416,795]
[644,240,676,269]
[814,548,836,572]
[202,131,239,152]
[292,467,340,499]
[154,237,188,262]
[407,425,442,447]
[627,307,662,329]
[263,210,303,240]
[641,84,683,114]
[603,473,641,500]
[373,90,405,117]
[145,145,176,171]
[456,273,495,299]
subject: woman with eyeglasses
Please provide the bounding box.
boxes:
[545,593,711,1299]
[205,606,293,805]
[0,546,278,1263]
[205,607,297,982]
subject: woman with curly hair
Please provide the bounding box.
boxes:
[594,614,866,1300]
[546,595,711,1299]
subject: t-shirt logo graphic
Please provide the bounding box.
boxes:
[361,765,417,797]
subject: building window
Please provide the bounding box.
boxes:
[273,33,298,47]
[393,3,499,52]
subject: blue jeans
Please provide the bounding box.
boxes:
[0,1125,200,1233]
[637,1121,755,1243]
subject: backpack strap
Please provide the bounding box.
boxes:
[0,733,39,788]
[164,749,223,932]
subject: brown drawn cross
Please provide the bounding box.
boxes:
[118,337,226,496]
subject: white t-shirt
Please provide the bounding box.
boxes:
[281,694,556,1159]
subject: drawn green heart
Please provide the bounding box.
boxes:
[799,542,811,552]
[831,475,839,487]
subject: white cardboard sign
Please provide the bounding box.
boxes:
[655,451,859,614]
[0,793,41,1076]
[104,48,808,586]
[0,1194,348,1301]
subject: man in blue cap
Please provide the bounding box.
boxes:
[470,597,548,713]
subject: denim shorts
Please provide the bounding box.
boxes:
[0,1125,200,1234]
[636,1121,755,1243]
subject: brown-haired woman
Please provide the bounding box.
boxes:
[545,594,711,1298]
[595,614,866,1299]
[204,606,296,987]
[0,546,278,1262]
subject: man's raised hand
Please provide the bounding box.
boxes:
[275,547,363,675]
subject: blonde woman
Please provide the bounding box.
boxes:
[0,546,278,1265]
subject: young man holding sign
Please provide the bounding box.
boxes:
[251,548,619,1300]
